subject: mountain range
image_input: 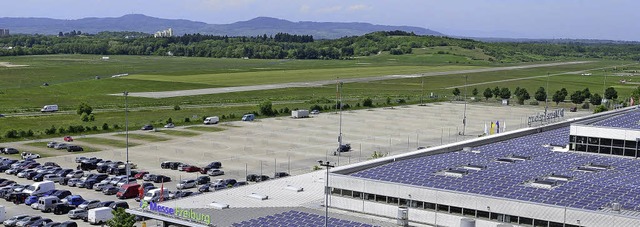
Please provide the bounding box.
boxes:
[0,14,443,39]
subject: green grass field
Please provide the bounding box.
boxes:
[112,133,170,142]
[154,130,200,137]
[185,126,226,132]
[76,137,139,148]
[0,51,638,142]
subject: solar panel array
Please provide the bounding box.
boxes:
[591,110,640,129]
[231,210,375,227]
[351,127,640,212]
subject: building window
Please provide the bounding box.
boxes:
[588,137,599,145]
[576,144,587,152]
[450,206,462,214]
[626,140,637,148]
[352,191,362,199]
[507,215,518,223]
[411,201,423,209]
[462,208,476,217]
[425,202,436,210]
[601,138,612,146]
[375,195,387,203]
[576,136,587,144]
[587,145,598,153]
[341,189,352,197]
[600,146,611,154]
[613,139,625,148]
[331,188,341,195]
[520,217,533,225]
[534,219,549,227]
[388,197,399,205]
[624,148,636,157]
[550,221,565,227]
[569,135,576,143]
[477,210,489,219]
[612,147,624,156]
[365,193,375,201]
[437,204,449,212]
[399,198,407,206]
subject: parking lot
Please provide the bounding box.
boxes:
[0,103,590,226]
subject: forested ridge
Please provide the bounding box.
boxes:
[1,30,639,62]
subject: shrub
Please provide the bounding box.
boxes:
[92,126,98,131]
[258,101,276,116]
[85,126,92,132]
[89,114,95,121]
[58,128,66,134]
[581,102,590,109]
[80,113,89,122]
[529,101,539,105]
[45,126,57,135]
[102,123,109,130]
[283,107,290,114]
[27,130,34,137]
[221,115,227,120]
[166,117,173,124]
[77,102,93,115]
[173,105,181,111]
[4,130,18,138]
[594,105,608,113]
[310,104,322,111]
[18,130,27,138]
[362,98,374,107]
[113,124,120,129]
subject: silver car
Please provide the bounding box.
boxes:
[2,215,29,226]
[68,208,88,220]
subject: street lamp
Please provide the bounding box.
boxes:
[318,160,335,227]
[124,91,130,184]
[462,75,468,136]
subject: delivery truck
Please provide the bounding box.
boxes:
[88,207,113,225]
[40,105,59,112]
[291,110,309,118]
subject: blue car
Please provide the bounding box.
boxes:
[25,195,39,205]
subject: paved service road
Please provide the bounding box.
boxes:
[120,61,589,98]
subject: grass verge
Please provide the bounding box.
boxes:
[185,126,226,132]
[112,133,170,142]
[154,130,200,137]
[77,137,138,148]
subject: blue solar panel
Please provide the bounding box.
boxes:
[350,126,640,212]
[231,210,376,227]
[591,110,640,129]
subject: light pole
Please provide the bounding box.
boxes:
[337,80,344,156]
[124,91,130,184]
[318,160,334,227]
[462,75,468,136]
[545,72,550,118]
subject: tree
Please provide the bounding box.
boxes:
[499,87,511,99]
[593,105,608,113]
[452,88,461,96]
[604,87,618,100]
[483,88,493,100]
[76,102,93,115]
[516,88,531,105]
[570,90,585,106]
[106,208,136,227]
[534,87,547,102]
[582,88,591,99]
[472,88,478,96]
[258,101,275,116]
[492,86,500,98]
[590,93,602,105]
[560,88,568,97]
[552,90,564,104]
[514,87,522,97]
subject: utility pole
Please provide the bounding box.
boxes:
[124,91,130,184]
[337,79,344,156]
[318,161,335,227]
[545,72,550,119]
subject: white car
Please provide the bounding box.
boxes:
[164,123,175,128]
[43,174,62,182]
[21,153,41,159]
[207,169,225,176]
[176,179,197,189]
[54,143,69,150]
[93,182,109,191]
[311,110,320,114]
[66,170,84,178]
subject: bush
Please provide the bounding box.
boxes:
[92,126,98,131]
[58,128,66,134]
[581,102,590,109]
[221,115,227,120]
[80,113,89,122]
[356,102,361,107]
[85,126,92,132]
[102,123,109,130]
[283,107,290,114]
[166,117,173,124]
[173,105,181,111]
[529,101,539,105]
[45,126,57,135]
[258,101,276,116]
[310,104,322,111]
[362,98,374,107]
[4,130,18,138]
[184,117,190,123]
[113,124,120,129]
[89,114,95,121]
[77,102,93,115]
[594,105,608,113]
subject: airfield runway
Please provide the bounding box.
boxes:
[121,61,589,98]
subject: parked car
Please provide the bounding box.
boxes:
[68,208,88,220]
[51,190,72,200]
[142,174,156,182]
[176,179,197,190]
[183,165,201,173]
[63,136,73,142]
[26,218,53,226]
[153,175,171,183]
[99,200,115,207]
[14,216,43,227]
[102,185,119,195]
[207,169,225,176]
[311,109,320,114]
[62,195,85,207]
[78,199,101,210]
[196,176,210,185]
[164,123,175,128]
[134,171,148,179]
[3,215,30,226]
[46,142,58,148]
[43,174,62,183]
[66,170,84,178]
[109,201,129,209]
[246,174,259,182]
[198,183,212,192]
[233,181,248,187]
[66,145,84,152]
[21,152,41,159]
[53,143,69,150]
[53,203,75,215]
[3,147,19,154]
[141,125,154,130]
[66,178,82,187]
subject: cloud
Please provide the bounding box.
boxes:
[347,4,371,11]
[316,5,343,14]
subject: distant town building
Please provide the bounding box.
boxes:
[0,29,9,37]
[154,28,173,38]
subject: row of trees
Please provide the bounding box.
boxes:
[459,86,620,106]
[2,31,640,61]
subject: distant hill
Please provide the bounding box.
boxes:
[0,14,443,39]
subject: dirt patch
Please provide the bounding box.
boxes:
[0,62,29,67]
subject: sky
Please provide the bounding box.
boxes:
[4,0,640,41]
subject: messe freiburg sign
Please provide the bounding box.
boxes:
[140,200,211,225]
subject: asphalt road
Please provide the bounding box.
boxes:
[121,61,589,98]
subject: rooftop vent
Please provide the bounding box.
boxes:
[443,168,468,178]
[285,185,304,192]
[461,164,486,171]
[547,174,573,182]
[496,158,516,163]
[208,202,230,209]
[531,179,557,189]
[248,193,269,200]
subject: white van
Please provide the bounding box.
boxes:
[88,207,113,225]
[36,196,60,212]
[143,188,170,203]
[40,105,59,112]
[23,181,55,195]
[203,116,219,125]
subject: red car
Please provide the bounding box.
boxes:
[184,166,202,173]
[134,171,149,179]
[64,136,73,142]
